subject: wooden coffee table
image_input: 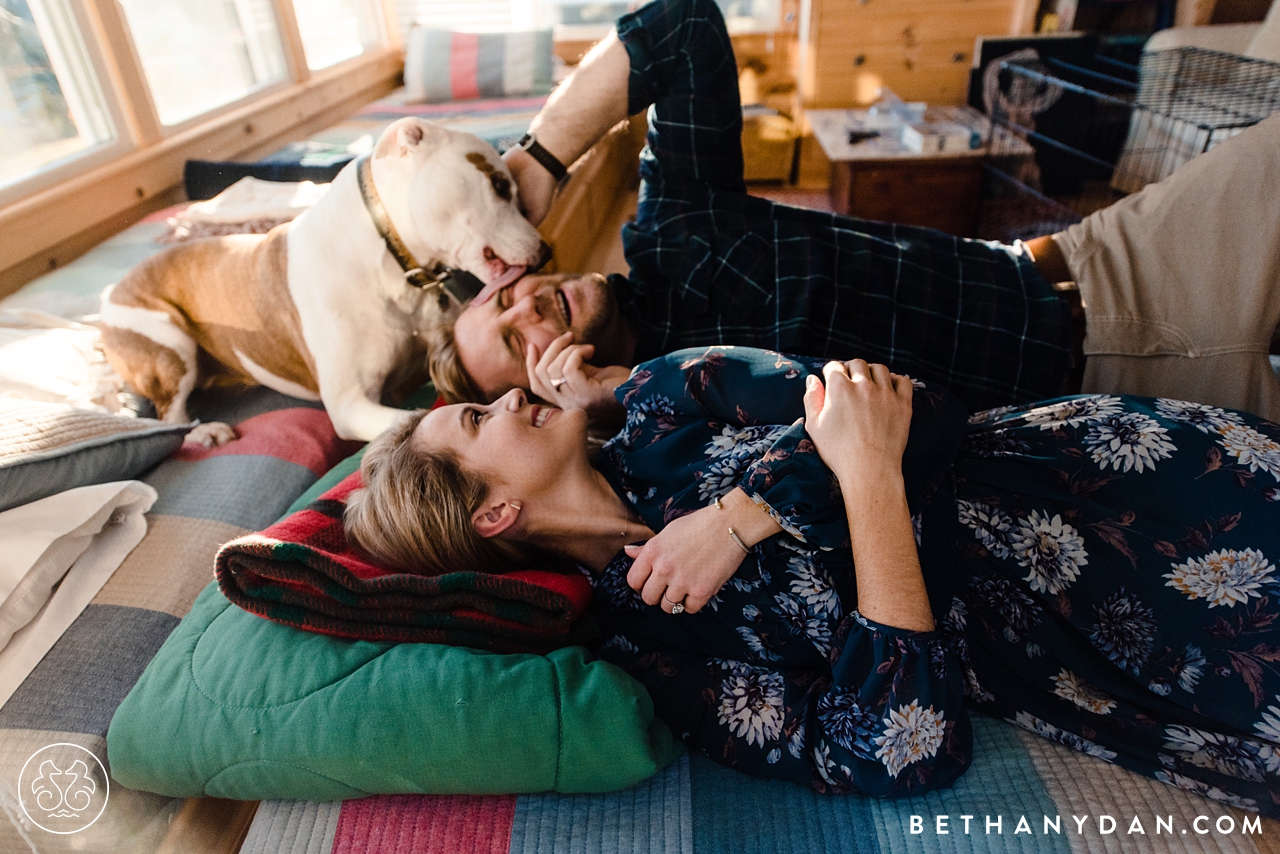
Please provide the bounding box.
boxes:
[809,106,1024,237]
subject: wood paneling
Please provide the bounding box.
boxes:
[802,0,1027,108]
[794,0,1035,187]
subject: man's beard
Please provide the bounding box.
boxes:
[573,277,629,365]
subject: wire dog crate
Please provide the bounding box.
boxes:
[978,45,1280,239]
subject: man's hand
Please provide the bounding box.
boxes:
[503,146,560,228]
[500,30,631,227]
[526,331,628,421]
[624,488,782,614]
[803,359,913,487]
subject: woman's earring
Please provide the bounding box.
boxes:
[510,501,523,512]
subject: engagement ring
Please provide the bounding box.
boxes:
[662,594,686,615]
[550,377,566,390]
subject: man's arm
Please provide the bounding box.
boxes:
[1025,234,1075,287]
[503,33,632,226]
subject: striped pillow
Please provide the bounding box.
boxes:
[404,29,554,104]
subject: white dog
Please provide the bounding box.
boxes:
[100,118,546,445]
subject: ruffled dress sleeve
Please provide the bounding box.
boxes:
[611,347,967,546]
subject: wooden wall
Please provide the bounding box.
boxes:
[798,0,1035,108]
[793,0,1037,185]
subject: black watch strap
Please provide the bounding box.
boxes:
[517,132,568,182]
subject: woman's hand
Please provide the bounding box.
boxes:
[526,331,628,421]
[624,489,782,614]
[805,360,934,632]
[803,359,913,487]
[624,509,746,614]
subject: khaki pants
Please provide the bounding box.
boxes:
[1053,113,1280,422]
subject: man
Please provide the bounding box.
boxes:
[430,0,1280,421]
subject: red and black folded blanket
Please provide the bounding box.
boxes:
[214,473,595,653]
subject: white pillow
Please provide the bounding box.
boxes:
[0,309,125,412]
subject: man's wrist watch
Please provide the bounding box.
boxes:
[516,132,568,182]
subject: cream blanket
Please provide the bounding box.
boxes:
[0,481,156,708]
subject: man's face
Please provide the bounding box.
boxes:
[453,271,623,400]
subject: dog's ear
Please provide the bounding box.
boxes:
[375,118,441,159]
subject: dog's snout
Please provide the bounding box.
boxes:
[535,241,552,271]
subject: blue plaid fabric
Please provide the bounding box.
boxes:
[609,0,1073,413]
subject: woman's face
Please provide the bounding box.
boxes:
[411,389,588,498]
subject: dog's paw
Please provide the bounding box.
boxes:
[184,422,238,448]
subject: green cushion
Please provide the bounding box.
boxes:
[107,582,680,800]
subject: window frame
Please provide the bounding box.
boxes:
[0,0,402,295]
[0,1,134,206]
[112,0,297,132]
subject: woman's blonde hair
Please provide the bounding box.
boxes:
[343,409,524,575]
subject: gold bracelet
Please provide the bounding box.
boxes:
[713,496,752,554]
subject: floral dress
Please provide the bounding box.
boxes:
[591,347,1280,812]
[952,397,1280,812]
[594,346,974,797]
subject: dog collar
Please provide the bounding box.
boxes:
[354,153,483,303]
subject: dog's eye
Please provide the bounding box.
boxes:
[489,172,512,201]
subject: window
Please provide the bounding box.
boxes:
[3,0,399,289]
[0,0,115,189]
[117,0,288,126]
[293,0,385,70]
[716,0,779,32]
[540,1,631,28]
[394,1,522,34]
[390,0,778,36]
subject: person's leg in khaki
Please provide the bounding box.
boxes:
[1029,114,1280,421]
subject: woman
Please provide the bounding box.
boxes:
[346,346,1280,810]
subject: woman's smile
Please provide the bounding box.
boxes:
[530,405,558,427]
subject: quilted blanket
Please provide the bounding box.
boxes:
[214,473,594,652]
[242,719,1280,854]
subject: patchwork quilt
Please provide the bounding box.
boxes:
[242,720,1280,854]
[0,387,361,852]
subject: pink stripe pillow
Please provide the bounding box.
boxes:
[403,28,554,104]
[449,32,481,101]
